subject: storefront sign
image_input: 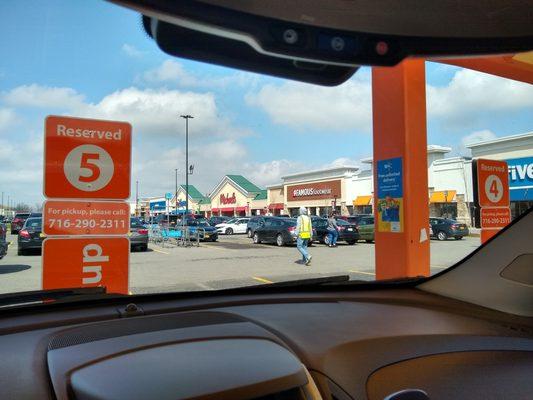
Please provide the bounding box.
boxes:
[150,200,166,210]
[43,200,130,236]
[220,193,237,204]
[287,180,341,201]
[472,158,511,244]
[42,237,129,294]
[507,157,533,201]
[376,157,403,233]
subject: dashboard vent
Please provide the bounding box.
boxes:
[253,387,305,399]
[48,311,243,350]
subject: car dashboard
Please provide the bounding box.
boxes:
[0,287,531,400]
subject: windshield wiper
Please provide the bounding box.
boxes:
[241,274,426,290]
[0,287,114,308]
[247,275,351,288]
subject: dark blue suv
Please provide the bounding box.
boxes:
[429,217,469,240]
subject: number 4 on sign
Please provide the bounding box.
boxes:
[490,179,499,198]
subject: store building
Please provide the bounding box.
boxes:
[148,196,168,216]
[171,185,210,215]
[467,132,533,220]
[209,175,267,217]
[266,184,285,215]
[279,167,359,216]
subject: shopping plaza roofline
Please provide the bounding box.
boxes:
[360,145,452,166]
[280,165,359,181]
[465,131,533,149]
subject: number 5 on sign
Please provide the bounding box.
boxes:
[44,116,131,200]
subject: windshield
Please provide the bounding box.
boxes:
[0,1,531,302]
[23,218,42,229]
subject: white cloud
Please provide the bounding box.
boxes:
[2,84,86,109]
[121,44,145,58]
[75,87,249,139]
[142,60,198,86]
[427,69,533,123]
[0,108,17,132]
[140,59,261,89]
[458,129,497,156]
[1,84,248,140]
[323,157,360,168]
[245,76,372,133]
[244,159,305,187]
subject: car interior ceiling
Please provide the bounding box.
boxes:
[1,1,532,400]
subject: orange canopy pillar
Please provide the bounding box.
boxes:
[372,59,430,280]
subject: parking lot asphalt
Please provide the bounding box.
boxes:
[0,233,480,295]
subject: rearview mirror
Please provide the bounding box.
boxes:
[113,0,533,86]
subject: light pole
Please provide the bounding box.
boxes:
[180,115,193,216]
[175,168,178,213]
[135,180,139,217]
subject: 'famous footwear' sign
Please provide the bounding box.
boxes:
[287,180,341,201]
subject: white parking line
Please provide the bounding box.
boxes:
[152,248,170,255]
[349,270,375,276]
[252,276,273,284]
[196,282,212,290]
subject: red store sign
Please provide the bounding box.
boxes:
[220,193,237,205]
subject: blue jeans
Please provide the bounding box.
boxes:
[296,237,310,261]
[327,229,338,245]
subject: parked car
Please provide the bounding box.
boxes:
[208,215,231,226]
[252,217,298,247]
[246,216,276,238]
[313,217,359,245]
[17,217,44,255]
[10,212,30,234]
[215,217,250,235]
[0,221,7,259]
[130,217,148,251]
[429,217,469,240]
[357,215,375,243]
[338,214,373,225]
[184,218,218,242]
[29,212,42,218]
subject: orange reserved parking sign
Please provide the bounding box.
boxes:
[42,237,129,294]
[44,116,131,199]
[43,200,130,236]
[476,159,510,208]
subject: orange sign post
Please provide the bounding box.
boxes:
[42,116,132,295]
[372,60,430,279]
[473,159,511,244]
[42,237,129,293]
[43,200,130,236]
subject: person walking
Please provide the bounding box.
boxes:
[295,206,312,265]
[327,212,339,247]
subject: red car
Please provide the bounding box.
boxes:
[10,212,30,235]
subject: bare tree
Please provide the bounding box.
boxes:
[14,202,31,212]
[34,203,43,212]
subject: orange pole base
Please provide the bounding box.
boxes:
[372,60,430,280]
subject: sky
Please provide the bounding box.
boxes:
[0,0,532,207]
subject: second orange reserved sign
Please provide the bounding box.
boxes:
[43,200,130,236]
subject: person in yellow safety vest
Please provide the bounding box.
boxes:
[295,206,313,265]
